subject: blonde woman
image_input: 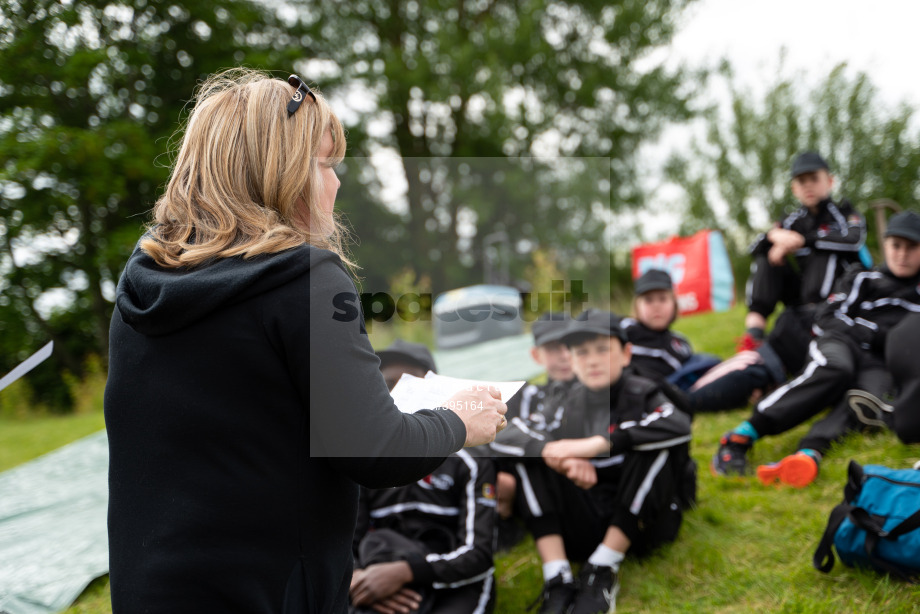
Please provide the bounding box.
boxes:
[104,69,506,614]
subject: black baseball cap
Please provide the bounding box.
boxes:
[885,211,920,243]
[559,309,628,346]
[376,339,437,374]
[634,269,673,295]
[791,151,830,179]
[531,312,570,346]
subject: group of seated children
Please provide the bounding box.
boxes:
[713,208,920,486]
[350,151,920,614]
[689,151,868,416]
[697,152,920,488]
[355,277,697,613]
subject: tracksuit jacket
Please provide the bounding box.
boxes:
[354,451,496,590]
[620,317,693,380]
[748,198,866,309]
[503,378,576,423]
[488,371,692,460]
[813,265,920,354]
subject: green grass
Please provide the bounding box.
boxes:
[0,410,105,473]
[5,305,920,613]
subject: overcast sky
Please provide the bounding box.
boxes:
[631,0,920,241]
[663,0,920,107]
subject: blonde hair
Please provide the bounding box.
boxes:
[142,67,351,268]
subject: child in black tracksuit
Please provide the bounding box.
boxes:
[488,309,692,614]
[503,313,577,424]
[492,313,577,549]
[350,342,497,614]
[622,269,719,408]
[690,152,867,413]
[621,269,694,383]
[854,312,920,444]
[351,451,497,614]
[713,211,920,488]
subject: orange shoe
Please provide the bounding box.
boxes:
[757,452,818,488]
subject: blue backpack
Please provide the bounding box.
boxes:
[813,460,920,582]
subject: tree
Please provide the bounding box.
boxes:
[299,0,700,294]
[0,0,306,408]
[664,61,920,258]
[0,0,703,408]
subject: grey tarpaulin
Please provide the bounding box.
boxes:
[433,333,545,383]
[0,430,108,614]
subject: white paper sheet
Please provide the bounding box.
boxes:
[389,371,525,414]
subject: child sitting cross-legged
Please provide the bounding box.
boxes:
[488,309,693,613]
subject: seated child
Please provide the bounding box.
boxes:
[504,312,577,424]
[690,152,867,414]
[622,269,719,396]
[350,340,497,614]
[621,269,692,381]
[350,451,497,614]
[490,309,692,613]
[737,151,867,351]
[712,211,920,488]
[493,312,576,549]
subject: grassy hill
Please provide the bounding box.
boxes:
[2,305,919,613]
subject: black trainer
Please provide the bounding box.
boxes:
[847,389,894,429]
[571,563,619,614]
[711,432,753,476]
[529,574,576,614]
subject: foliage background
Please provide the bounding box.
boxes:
[1,0,705,408]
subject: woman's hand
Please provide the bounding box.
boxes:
[443,386,508,447]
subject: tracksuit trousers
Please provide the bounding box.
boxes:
[747,335,891,455]
[511,449,683,561]
[689,305,815,413]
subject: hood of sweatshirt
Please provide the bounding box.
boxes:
[115,239,338,336]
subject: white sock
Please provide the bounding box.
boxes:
[588,544,625,571]
[542,559,573,584]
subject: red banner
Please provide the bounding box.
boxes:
[631,230,734,315]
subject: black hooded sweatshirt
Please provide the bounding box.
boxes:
[104,241,466,614]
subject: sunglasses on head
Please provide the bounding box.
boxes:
[287,74,316,117]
